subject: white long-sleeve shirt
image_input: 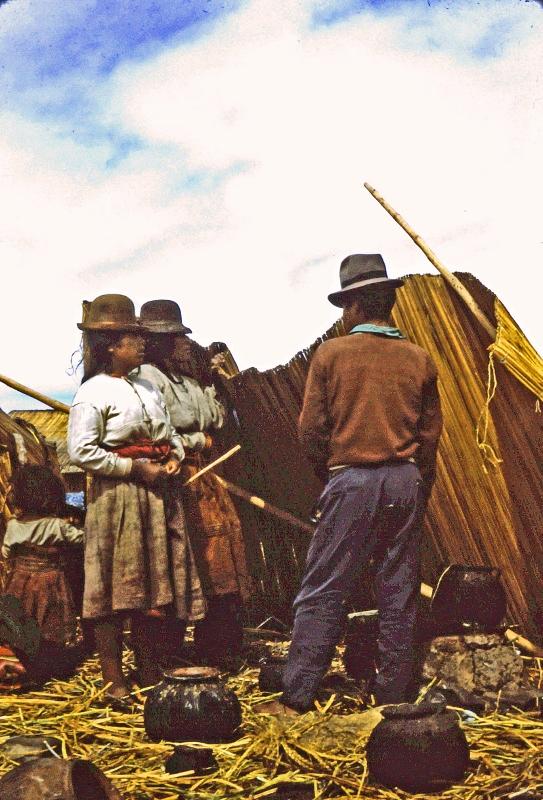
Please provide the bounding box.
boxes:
[68,373,184,477]
[136,364,225,451]
[2,516,83,559]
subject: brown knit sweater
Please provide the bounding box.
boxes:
[299,332,443,488]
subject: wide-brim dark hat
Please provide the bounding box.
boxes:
[77,294,142,332]
[0,595,40,661]
[328,254,404,307]
[139,299,192,335]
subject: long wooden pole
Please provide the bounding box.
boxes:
[182,445,241,486]
[0,373,70,413]
[214,474,314,534]
[363,183,497,339]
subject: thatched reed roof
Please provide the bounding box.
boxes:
[218,272,543,643]
[8,409,81,475]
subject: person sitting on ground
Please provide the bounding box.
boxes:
[1,465,84,682]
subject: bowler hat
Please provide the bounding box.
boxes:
[328,254,404,307]
[78,294,141,332]
[139,299,192,334]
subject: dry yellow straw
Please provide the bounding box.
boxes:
[182,444,241,486]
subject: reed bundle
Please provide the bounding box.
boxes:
[489,300,543,406]
[0,649,542,799]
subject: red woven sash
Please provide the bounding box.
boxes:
[110,439,171,462]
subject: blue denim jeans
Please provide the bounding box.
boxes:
[282,462,424,710]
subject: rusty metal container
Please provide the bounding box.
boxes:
[0,757,122,800]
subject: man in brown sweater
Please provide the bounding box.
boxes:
[259,254,442,715]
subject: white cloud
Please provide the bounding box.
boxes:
[0,0,542,410]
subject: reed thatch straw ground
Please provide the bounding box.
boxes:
[0,643,542,799]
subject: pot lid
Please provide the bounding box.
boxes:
[163,666,220,683]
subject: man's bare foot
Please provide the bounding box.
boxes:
[256,700,301,717]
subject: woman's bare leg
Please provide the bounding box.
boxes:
[93,615,129,697]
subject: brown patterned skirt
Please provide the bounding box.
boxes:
[5,545,77,647]
[83,476,206,621]
[180,458,252,600]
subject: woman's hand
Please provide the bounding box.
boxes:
[130,460,165,486]
[203,434,213,451]
[163,457,182,476]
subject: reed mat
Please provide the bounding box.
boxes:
[0,649,542,799]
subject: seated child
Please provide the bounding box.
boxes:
[2,465,84,677]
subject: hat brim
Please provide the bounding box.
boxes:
[77,322,143,332]
[328,277,404,307]
[139,321,192,335]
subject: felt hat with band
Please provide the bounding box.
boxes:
[77,294,141,332]
[328,254,404,307]
[139,300,192,335]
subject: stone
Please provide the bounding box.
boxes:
[268,708,383,753]
[422,634,528,698]
[0,735,62,763]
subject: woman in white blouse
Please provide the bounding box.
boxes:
[137,300,252,668]
[68,295,205,706]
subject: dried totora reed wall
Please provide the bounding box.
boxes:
[219,273,543,642]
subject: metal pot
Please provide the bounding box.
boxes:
[431,564,507,631]
[367,702,470,792]
[144,666,242,743]
[0,758,122,800]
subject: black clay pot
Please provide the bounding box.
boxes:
[367,702,470,792]
[431,564,507,631]
[164,745,217,775]
[342,612,379,683]
[144,666,242,743]
[258,656,286,693]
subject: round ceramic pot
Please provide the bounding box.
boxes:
[258,656,287,693]
[144,666,242,743]
[342,613,379,683]
[367,702,470,792]
[431,565,507,631]
[0,757,121,800]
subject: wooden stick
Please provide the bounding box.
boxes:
[214,474,314,533]
[363,183,497,339]
[182,445,241,486]
[0,373,70,413]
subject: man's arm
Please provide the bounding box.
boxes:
[417,358,443,498]
[299,347,331,480]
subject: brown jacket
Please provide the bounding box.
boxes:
[299,332,443,489]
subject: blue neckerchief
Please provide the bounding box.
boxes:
[349,324,406,339]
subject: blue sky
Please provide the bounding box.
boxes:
[0,0,542,409]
